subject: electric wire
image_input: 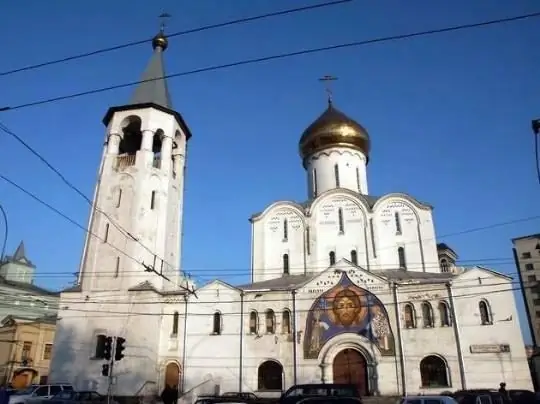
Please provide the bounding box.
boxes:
[0,0,352,78]
[1,11,539,113]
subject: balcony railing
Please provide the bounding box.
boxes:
[115,154,136,171]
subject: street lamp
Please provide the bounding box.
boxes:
[0,204,7,262]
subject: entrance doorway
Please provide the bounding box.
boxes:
[332,349,369,396]
[164,362,181,390]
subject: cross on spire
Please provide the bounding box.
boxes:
[319,75,338,105]
[159,12,172,34]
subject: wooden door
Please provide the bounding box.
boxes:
[165,362,180,389]
[332,349,368,396]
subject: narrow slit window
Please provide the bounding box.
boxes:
[104,223,109,243]
[370,219,377,258]
[356,167,361,192]
[398,247,406,269]
[283,219,288,241]
[350,250,358,265]
[329,251,336,265]
[114,257,120,278]
[313,169,318,196]
[283,254,290,275]
[334,164,340,187]
[116,189,122,208]
[395,212,402,235]
[338,208,345,234]
[306,226,311,255]
[172,311,179,335]
[151,191,156,210]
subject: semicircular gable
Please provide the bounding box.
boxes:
[264,205,306,236]
[373,193,431,211]
[252,201,306,223]
[309,191,368,226]
[309,189,370,214]
[373,197,422,226]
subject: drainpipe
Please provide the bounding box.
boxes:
[239,291,244,392]
[392,282,407,396]
[292,289,298,385]
[447,282,466,389]
[181,295,188,392]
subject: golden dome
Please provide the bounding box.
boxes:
[299,101,370,164]
[152,32,168,51]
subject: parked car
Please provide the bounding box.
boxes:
[9,384,73,404]
[297,397,363,404]
[48,390,119,404]
[400,396,458,404]
[280,384,360,404]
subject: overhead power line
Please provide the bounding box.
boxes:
[0,0,352,78]
[1,10,539,113]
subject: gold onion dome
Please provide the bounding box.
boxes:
[299,101,370,164]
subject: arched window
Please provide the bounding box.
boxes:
[265,310,276,334]
[422,302,434,328]
[257,360,284,391]
[420,355,450,388]
[283,254,289,275]
[329,251,336,266]
[395,212,402,235]
[212,312,222,335]
[438,302,451,327]
[338,208,345,234]
[403,304,416,329]
[282,310,291,334]
[398,247,407,269]
[313,169,318,196]
[350,250,358,265]
[356,167,361,192]
[249,311,258,334]
[172,311,179,335]
[104,223,109,243]
[334,164,340,187]
[479,300,492,325]
[283,219,288,241]
[95,334,107,358]
[440,259,449,273]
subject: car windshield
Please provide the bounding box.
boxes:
[13,386,37,395]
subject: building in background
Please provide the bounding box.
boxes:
[0,242,60,387]
[0,315,57,386]
[512,233,540,345]
[0,242,60,321]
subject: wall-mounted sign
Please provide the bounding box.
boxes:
[469,344,511,354]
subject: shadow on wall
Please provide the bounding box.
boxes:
[48,324,154,398]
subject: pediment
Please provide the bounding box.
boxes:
[300,259,388,295]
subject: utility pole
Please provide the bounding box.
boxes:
[107,336,117,404]
[0,204,8,262]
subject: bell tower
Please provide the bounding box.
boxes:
[78,28,193,292]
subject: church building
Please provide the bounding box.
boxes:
[49,31,532,398]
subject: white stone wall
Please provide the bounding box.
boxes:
[305,148,368,197]
[49,290,162,396]
[252,191,439,282]
[171,265,532,396]
[79,106,188,293]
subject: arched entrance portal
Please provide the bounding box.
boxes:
[332,349,368,396]
[164,362,181,389]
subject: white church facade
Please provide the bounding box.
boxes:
[49,31,533,397]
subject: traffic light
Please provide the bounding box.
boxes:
[101,364,109,377]
[115,337,126,361]
[103,336,113,360]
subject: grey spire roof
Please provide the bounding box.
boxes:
[129,37,172,109]
[13,241,26,261]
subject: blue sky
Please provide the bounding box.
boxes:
[0,1,539,340]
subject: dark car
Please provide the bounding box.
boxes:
[297,397,363,404]
[280,384,360,404]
